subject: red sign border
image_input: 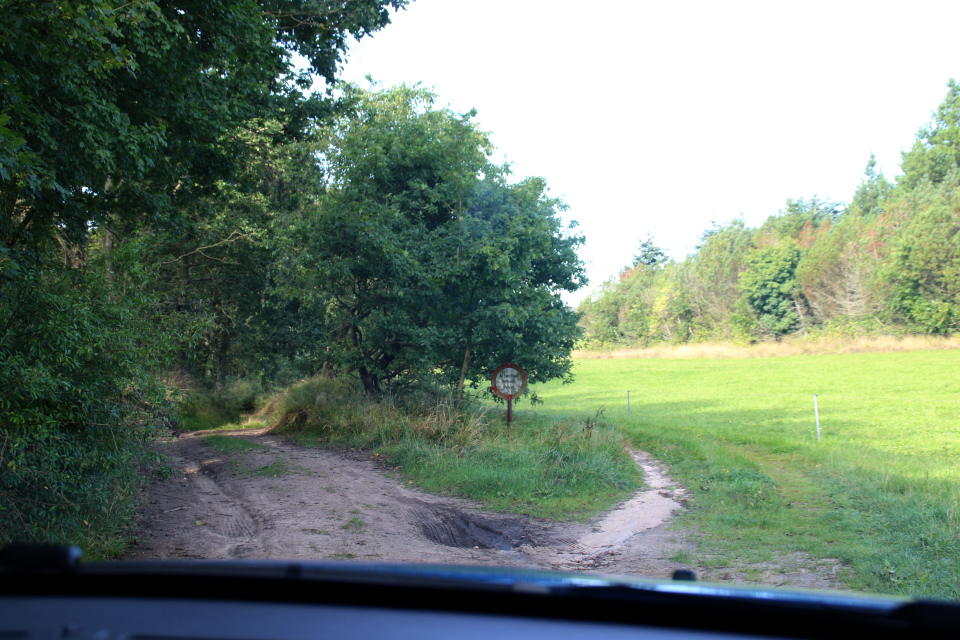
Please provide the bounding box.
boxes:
[490,362,528,400]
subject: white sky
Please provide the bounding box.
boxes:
[329,0,960,306]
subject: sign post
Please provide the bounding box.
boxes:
[491,362,528,425]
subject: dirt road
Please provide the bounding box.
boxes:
[125,428,839,587]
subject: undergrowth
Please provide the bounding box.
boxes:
[263,377,642,520]
[177,378,266,431]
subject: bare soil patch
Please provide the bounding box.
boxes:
[125,428,838,587]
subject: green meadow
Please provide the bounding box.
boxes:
[528,350,960,599]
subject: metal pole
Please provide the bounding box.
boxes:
[507,397,513,425]
[627,390,631,418]
[814,394,821,442]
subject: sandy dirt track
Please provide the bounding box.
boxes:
[124,428,839,587]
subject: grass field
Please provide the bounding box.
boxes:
[526,349,960,599]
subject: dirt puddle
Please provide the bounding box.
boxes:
[125,428,839,587]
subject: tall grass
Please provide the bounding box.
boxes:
[261,378,642,519]
[575,335,960,360]
[533,350,960,598]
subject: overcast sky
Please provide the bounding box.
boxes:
[331,0,960,306]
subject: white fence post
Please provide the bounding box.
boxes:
[814,394,821,442]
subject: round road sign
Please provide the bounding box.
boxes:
[491,362,527,400]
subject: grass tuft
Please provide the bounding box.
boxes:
[204,435,266,453]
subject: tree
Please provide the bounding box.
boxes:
[738,238,806,338]
[900,79,960,191]
[796,213,883,324]
[688,218,755,339]
[0,0,407,549]
[885,173,960,334]
[438,175,586,397]
[0,0,406,253]
[849,153,893,217]
[633,234,667,268]
[279,83,586,395]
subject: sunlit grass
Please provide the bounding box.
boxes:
[529,349,960,598]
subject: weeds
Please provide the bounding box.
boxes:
[204,435,265,453]
[255,460,287,477]
[341,517,365,532]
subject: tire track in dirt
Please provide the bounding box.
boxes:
[125,428,838,587]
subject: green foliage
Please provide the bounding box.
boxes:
[690,218,755,339]
[278,83,585,394]
[0,0,407,553]
[738,239,804,338]
[796,213,884,325]
[577,79,960,347]
[900,79,960,190]
[178,377,270,430]
[885,174,960,333]
[0,251,175,556]
[633,233,667,268]
[850,153,893,217]
[0,0,406,250]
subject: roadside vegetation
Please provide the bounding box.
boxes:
[3,2,586,555]
[533,351,960,599]
[187,377,641,520]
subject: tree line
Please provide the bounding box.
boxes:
[579,80,960,348]
[0,1,585,550]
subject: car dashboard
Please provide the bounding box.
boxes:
[1,546,958,640]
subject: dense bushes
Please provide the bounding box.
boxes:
[0,254,175,556]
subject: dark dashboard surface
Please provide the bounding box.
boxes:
[0,596,771,640]
[2,552,958,640]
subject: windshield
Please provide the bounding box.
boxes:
[2,0,959,606]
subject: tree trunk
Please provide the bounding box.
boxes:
[794,296,808,334]
[217,323,230,388]
[456,331,472,402]
[358,365,379,394]
[177,256,191,373]
[102,229,115,282]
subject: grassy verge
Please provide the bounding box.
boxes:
[262,378,641,520]
[532,350,960,599]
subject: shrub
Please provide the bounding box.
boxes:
[0,254,175,557]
